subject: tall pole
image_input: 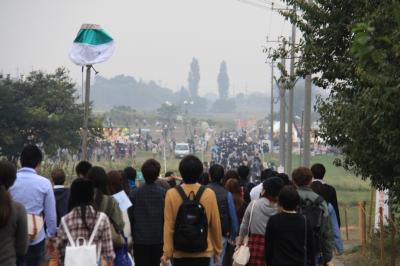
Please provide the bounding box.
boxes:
[81,65,91,161]
[303,74,312,167]
[279,43,286,169]
[303,0,313,167]
[286,21,297,174]
[270,62,274,153]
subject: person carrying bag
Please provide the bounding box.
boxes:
[62,213,106,266]
[233,201,256,266]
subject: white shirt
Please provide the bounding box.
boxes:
[250,183,263,201]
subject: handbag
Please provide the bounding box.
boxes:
[233,201,256,266]
[113,234,134,266]
[27,214,44,241]
[62,213,105,266]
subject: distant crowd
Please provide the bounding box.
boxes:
[0,144,343,266]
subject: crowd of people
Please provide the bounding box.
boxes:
[0,144,343,266]
[211,130,269,180]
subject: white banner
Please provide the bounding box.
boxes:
[374,189,389,230]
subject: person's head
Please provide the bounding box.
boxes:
[165,171,174,178]
[68,178,96,233]
[179,155,203,184]
[69,178,95,209]
[51,168,66,186]
[224,170,240,182]
[0,161,17,227]
[141,159,161,184]
[107,170,124,194]
[311,163,326,180]
[209,164,225,183]
[75,161,92,178]
[199,173,210,185]
[260,168,278,182]
[278,185,300,211]
[237,165,250,180]
[277,173,291,186]
[262,177,284,202]
[292,167,313,187]
[86,166,108,207]
[124,166,137,181]
[224,178,241,195]
[20,145,43,169]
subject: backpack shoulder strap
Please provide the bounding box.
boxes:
[61,217,75,247]
[175,185,189,202]
[88,212,105,246]
[195,186,206,202]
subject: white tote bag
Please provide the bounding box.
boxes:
[62,213,105,266]
[233,201,257,266]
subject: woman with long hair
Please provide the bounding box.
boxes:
[57,178,114,264]
[86,167,124,232]
[0,161,28,266]
[224,178,247,223]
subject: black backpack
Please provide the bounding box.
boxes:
[298,196,324,256]
[173,186,208,253]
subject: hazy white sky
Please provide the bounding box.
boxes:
[0,0,292,95]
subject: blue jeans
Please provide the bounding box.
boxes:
[210,237,228,266]
[17,240,45,266]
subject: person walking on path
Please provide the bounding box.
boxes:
[311,163,341,227]
[0,161,28,266]
[161,155,222,266]
[265,186,315,266]
[237,177,283,266]
[207,164,239,266]
[128,159,166,266]
[10,145,57,266]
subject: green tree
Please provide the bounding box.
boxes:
[188,57,200,98]
[157,102,180,131]
[217,61,229,100]
[275,1,400,193]
[0,68,100,159]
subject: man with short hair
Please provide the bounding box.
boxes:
[207,164,239,266]
[249,168,278,201]
[292,167,334,265]
[10,145,57,266]
[237,165,253,204]
[311,163,340,227]
[75,160,92,178]
[128,159,166,266]
[51,168,70,227]
[162,155,222,266]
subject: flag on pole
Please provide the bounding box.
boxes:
[69,24,115,66]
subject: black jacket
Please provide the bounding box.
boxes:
[312,180,340,227]
[54,187,70,226]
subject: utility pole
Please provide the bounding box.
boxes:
[279,42,286,169]
[270,62,274,153]
[303,0,312,167]
[286,17,296,174]
[81,65,92,161]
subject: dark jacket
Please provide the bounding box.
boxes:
[207,182,231,236]
[54,186,70,227]
[128,183,166,245]
[312,180,340,227]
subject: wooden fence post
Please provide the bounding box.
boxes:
[368,188,374,238]
[344,204,349,241]
[359,201,367,248]
[379,207,385,266]
[389,213,397,266]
